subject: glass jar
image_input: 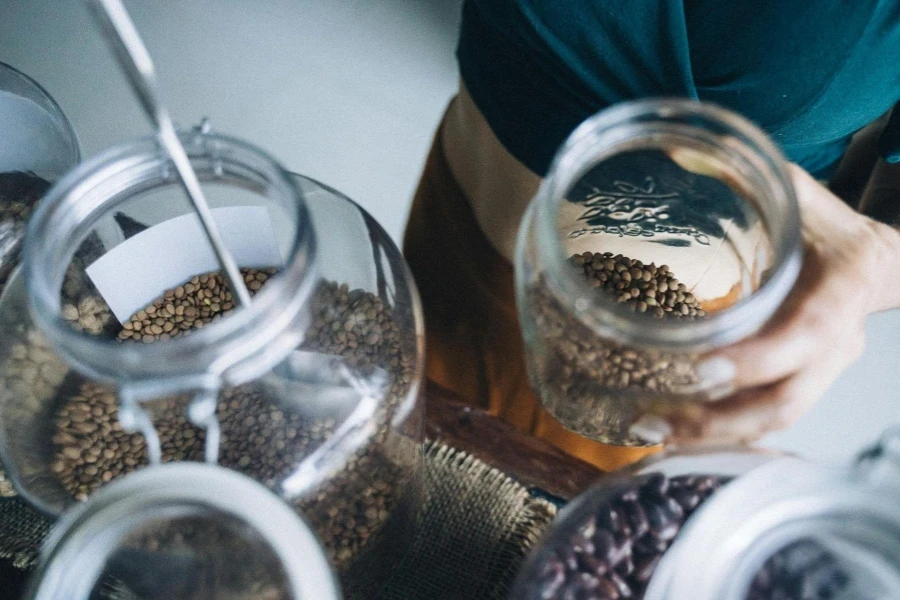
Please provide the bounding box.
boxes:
[0,127,423,598]
[509,429,900,599]
[516,99,802,446]
[0,61,81,294]
[26,463,341,600]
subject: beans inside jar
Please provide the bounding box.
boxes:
[521,473,851,600]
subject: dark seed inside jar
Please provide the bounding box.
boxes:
[746,540,851,600]
[49,270,418,584]
[527,474,851,600]
[530,474,726,599]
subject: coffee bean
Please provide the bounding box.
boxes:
[592,529,617,564]
[530,253,709,443]
[632,553,661,585]
[640,473,669,499]
[44,274,418,584]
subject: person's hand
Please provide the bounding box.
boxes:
[665,164,900,445]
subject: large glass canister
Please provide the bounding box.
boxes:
[516,99,802,447]
[26,463,341,600]
[509,429,900,599]
[0,127,424,598]
[0,61,80,295]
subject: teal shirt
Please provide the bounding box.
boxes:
[458,0,900,178]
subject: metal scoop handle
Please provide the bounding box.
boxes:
[85,0,252,309]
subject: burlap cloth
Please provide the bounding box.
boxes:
[0,441,558,599]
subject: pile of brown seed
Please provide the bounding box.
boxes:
[529,254,706,445]
[292,279,418,585]
[572,252,705,318]
[51,381,335,502]
[44,271,419,594]
[216,385,336,489]
[52,382,165,500]
[116,268,275,342]
[0,326,70,498]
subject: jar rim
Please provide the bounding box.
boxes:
[27,463,341,600]
[0,60,82,171]
[23,130,317,394]
[529,98,803,349]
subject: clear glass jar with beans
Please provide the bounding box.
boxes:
[516,99,802,447]
[0,127,424,599]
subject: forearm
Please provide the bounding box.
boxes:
[858,159,900,312]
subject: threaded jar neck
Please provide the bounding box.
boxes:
[533,99,802,350]
[24,130,317,389]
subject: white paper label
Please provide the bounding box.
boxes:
[87,206,284,322]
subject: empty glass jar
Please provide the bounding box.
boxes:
[510,428,900,599]
[516,99,802,446]
[0,127,423,598]
[0,61,80,294]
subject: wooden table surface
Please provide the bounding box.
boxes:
[1,381,604,595]
[425,381,603,501]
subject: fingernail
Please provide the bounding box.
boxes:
[695,356,736,385]
[629,414,672,445]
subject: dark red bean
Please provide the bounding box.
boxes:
[622,501,649,538]
[644,503,680,542]
[639,473,669,499]
[633,553,661,585]
[607,572,634,598]
[592,529,616,565]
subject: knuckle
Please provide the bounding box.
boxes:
[846,332,866,362]
[861,220,898,273]
[769,387,799,431]
[795,303,829,333]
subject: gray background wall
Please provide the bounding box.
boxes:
[1,0,897,465]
